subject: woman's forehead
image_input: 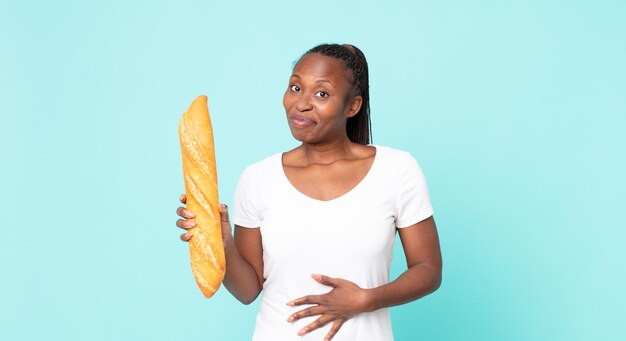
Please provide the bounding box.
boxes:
[292,53,351,82]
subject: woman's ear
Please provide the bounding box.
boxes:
[346,96,363,118]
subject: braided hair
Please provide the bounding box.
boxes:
[301,43,372,145]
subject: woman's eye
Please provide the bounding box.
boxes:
[316,91,329,98]
[290,85,301,92]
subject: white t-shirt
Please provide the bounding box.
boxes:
[232,145,434,341]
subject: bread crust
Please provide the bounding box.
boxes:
[178,95,225,298]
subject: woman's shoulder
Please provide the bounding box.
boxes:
[372,145,427,178]
[372,144,417,163]
[239,152,282,178]
[372,145,428,186]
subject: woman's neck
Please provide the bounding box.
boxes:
[297,138,356,165]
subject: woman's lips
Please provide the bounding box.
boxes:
[290,114,316,128]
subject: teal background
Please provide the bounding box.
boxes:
[1,0,625,340]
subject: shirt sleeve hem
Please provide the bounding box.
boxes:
[232,218,261,228]
[396,207,434,228]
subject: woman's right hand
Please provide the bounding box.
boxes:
[176,194,234,243]
[176,194,196,242]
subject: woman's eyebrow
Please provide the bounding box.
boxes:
[290,75,337,89]
[316,79,336,89]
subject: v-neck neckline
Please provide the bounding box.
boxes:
[279,145,380,204]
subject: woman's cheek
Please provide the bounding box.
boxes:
[282,92,292,110]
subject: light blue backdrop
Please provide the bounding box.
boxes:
[1,0,624,340]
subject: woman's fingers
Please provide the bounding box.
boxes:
[218,203,233,239]
[312,274,339,288]
[323,319,346,341]
[287,294,322,306]
[297,315,334,336]
[287,305,325,322]
[176,194,193,218]
[180,232,193,242]
[176,219,196,230]
[177,194,194,242]
[219,204,230,223]
[176,206,196,219]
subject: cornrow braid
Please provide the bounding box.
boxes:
[304,43,372,145]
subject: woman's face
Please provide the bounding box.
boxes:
[283,53,362,144]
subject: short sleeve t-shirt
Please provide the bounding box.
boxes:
[232,145,434,341]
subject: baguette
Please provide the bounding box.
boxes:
[178,95,225,298]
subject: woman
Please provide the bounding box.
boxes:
[176,44,442,341]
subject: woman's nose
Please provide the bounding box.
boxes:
[295,95,313,112]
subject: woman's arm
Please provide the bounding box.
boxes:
[177,195,264,304]
[222,222,265,304]
[287,216,442,340]
[365,215,442,311]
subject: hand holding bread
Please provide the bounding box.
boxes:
[176,194,232,243]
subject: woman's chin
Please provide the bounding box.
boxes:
[291,133,311,143]
[289,128,312,143]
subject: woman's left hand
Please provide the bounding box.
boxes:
[286,274,372,340]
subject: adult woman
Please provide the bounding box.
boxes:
[176,44,442,340]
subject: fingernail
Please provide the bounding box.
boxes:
[286,301,294,306]
[287,316,294,322]
[298,329,307,336]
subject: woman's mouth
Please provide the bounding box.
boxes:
[290,114,316,128]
